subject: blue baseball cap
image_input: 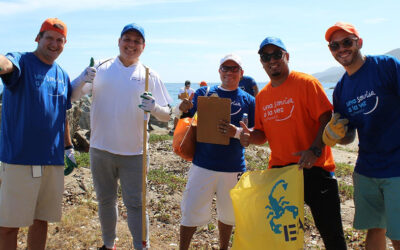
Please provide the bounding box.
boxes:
[121,23,145,41]
[258,37,287,54]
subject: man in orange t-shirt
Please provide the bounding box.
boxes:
[240,37,347,250]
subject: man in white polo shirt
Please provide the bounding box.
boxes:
[72,23,172,250]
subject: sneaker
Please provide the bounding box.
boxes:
[98,244,116,250]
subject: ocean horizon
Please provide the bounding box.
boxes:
[165,81,336,106]
[0,81,336,107]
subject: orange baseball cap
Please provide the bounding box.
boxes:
[35,18,67,42]
[325,22,359,41]
[200,81,207,87]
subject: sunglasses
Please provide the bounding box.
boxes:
[220,65,241,73]
[260,50,285,63]
[328,37,358,52]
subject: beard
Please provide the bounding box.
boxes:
[271,71,281,77]
[334,49,360,67]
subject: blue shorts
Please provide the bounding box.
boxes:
[353,172,400,240]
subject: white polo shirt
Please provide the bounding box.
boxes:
[88,57,172,155]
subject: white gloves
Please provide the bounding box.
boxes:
[139,92,156,112]
[80,66,97,84]
[71,66,97,102]
[64,147,77,176]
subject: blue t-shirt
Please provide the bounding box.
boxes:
[333,55,400,178]
[189,85,255,172]
[239,75,257,96]
[0,52,72,165]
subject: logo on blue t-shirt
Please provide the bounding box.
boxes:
[231,100,242,115]
[345,90,378,115]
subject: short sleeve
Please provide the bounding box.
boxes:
[1,52,22,88]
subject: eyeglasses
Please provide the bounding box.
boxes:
[328,37,358,52]
[220,65,241,73]
[260,50,285,63]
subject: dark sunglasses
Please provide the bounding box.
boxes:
[220,65,241,73]
[328,37,358,52]
[260,50,285,63]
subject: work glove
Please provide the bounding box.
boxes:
[77,66,96,84]
[139,92,156,112]
[323,113,349,147]
[64,147,77,176]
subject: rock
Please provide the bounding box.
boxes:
[149,115,169,130]
[74,129,90,152]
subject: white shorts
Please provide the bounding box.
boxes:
[180,164,241,227]
[0,163,64,227]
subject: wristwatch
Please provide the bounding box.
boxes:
[309,146,322,158]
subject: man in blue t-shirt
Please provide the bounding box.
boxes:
[178,54,255,250]
[323,22,400,249]
[238,75,259,96]
[0,18,93,250]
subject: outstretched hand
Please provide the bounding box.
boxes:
[239,121,251,147]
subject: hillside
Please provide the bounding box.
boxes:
[313,48,400,83]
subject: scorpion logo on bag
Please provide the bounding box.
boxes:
[265,179,299,234]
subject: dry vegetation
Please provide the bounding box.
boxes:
[14,132,392,249]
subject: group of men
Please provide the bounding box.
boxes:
[0,17,399,250]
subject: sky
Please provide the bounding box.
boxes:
[1,0,399,84]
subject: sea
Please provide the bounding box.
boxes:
[165,81,336,106]
[0,81,336,107]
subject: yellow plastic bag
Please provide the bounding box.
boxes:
[230,165,304,250]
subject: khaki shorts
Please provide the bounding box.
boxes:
[180,164,241,227]
[0,163,64,227]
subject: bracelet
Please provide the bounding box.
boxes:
[234,127,243,139]
[64,145,74,150]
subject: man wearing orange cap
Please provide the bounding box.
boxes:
[324,22,400,249]
[0,18,82,250]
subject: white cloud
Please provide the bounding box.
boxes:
[363,18,388,24]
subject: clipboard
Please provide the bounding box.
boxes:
[197,96,231,145]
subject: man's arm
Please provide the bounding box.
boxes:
[0,55,14,75]
[239,121,267,147]
[71,67,96,102]
[64,117,73,148]
[312,110,331,149]
[293,110,331,169]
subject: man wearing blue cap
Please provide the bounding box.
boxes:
[240,37,347,249]
[72,23,173,250]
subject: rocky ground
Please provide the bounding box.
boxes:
[12,104,389,249]
[51,124,373,250]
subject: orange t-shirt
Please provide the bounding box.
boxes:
[255,71,335,172]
